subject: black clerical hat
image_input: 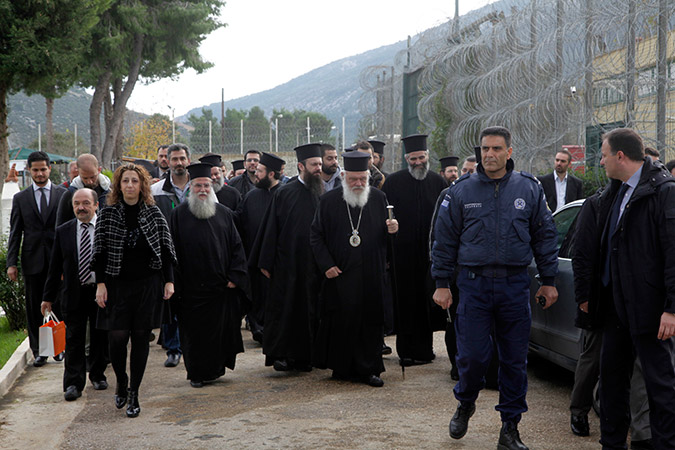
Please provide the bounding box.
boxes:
[294,143,322,161]
[369,140,385,155]
[199,153,222,167]
[440,156,459,169]
[187,163,212,179]
[259,152,285,173]
[342,152,370,172]
[344,145,356,152]
[232,160,245,171]
[402,134,428,154]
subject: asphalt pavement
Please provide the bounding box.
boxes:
[0,330,602,449]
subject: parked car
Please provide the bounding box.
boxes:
[527,199,585,372]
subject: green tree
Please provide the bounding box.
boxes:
[0,0,106,193]
[28,131,87,158]
[187,108,220,153]
[83,0,225,168]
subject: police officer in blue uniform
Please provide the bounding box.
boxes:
[431,126,559,450]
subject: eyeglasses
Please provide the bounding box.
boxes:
[191,183,211,189]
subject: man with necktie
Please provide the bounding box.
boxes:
[7,151,66,367]
[596,128,675,449]
[42,188,109,400]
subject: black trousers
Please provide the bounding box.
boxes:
[24,269,49,356]
[62,285,108,392]
[600,317,675,449]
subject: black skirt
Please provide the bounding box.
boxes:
[96,272,165,331]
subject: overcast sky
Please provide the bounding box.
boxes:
[127,0,492,117]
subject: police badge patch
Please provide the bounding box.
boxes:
[514,198,526,210]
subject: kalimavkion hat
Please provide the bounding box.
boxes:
[294,143,322,161]
[369,140,386,155]
[199,154,222,167]
[259,152,285,173]
[440,156,459,169]
[186,163,212,180]
[232,160,245,171]
[402,134,428,154]
[342,152,371,172]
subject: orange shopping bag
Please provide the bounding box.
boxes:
[38,312,66,357]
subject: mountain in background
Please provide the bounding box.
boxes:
[180,40,408,146]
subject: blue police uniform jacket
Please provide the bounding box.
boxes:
[431,158,558,288]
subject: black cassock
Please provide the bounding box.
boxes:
[234,184,280,336]
[216,184,242,212]
[310,187,388,377]
[381,169,447,361]
[249,179,320,366]
[169,202,248,382]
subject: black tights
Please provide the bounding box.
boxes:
[108,329,151,392]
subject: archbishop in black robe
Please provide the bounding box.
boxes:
[169,201,248,384]
[310,187,390,380]
[381,167,447,363]
[234,183,281,342]
[250,179,320,369]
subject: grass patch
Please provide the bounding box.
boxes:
[0,316,26,370]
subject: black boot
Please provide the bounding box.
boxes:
[126,391,140,418]
[114,375,128,409]
[498,421,528,450]
[449,402,475,439]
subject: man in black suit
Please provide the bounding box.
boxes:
[537,149,584,212]
[595,128,675,448]
[41,188,109,400]
[149,144,170,180]
[7,151,67,367]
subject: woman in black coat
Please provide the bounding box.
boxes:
[94,164,176,418]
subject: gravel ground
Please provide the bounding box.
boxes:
[0,330,602,449]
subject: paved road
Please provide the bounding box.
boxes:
[0,330,600,449]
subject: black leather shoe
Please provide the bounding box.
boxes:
[399,357,433,367]
[382,344,392,355]
[273,359,291,372]
[365,375,384,387]
[64,385,81,401]
[449,402,475,439]
[53,352,65,362]
[114,378,128,409]
[92,380,108,391]
[570,413,589,437]
[252,330,263,345]
[149,331,156,342]
[631,439,653,450]
[33,356,48,367]
[126,391,140,418]
[498,421,529,450]
[164,353,180,367]
[190,380,204,388]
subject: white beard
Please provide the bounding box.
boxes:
[408,160,429,180]
[341,177,370,208]
[212,177,224,193]
[188,190,217,219]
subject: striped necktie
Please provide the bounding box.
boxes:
[79,223,93,284]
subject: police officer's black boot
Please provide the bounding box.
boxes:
[497,421,528,450]
[449,401,475,439]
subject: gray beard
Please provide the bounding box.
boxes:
[212,177,224,192]
[187,190,217,219]
[408,161,429,180]
[341,177,370,208]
